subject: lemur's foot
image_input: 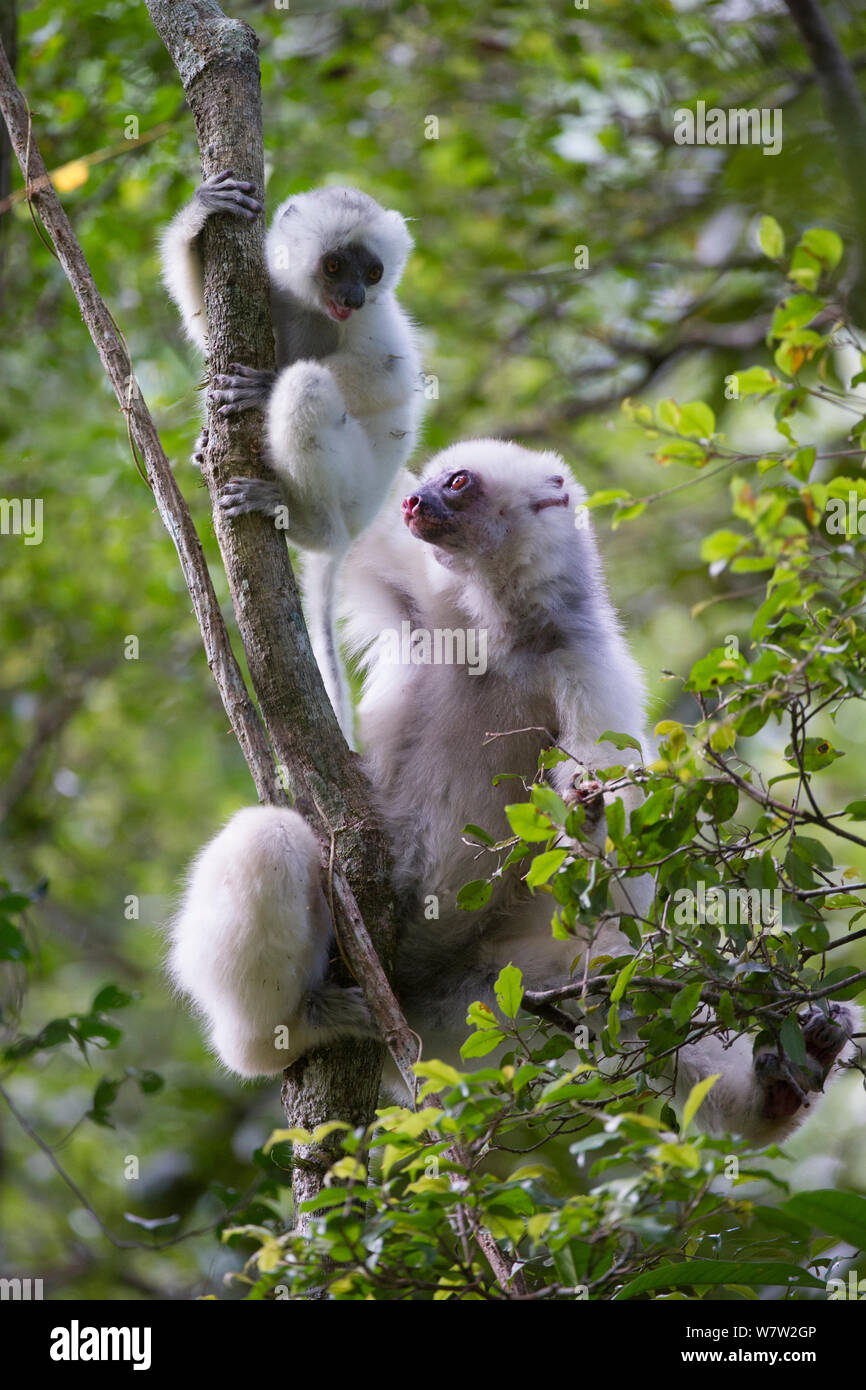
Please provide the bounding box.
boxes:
[210,364,276,417]
[191,426,208,469]
[194,169,262,220]
[755,1003,855,1122]
[801,1001,856,1070]
[564,778,605,826]
[219,476,284,519]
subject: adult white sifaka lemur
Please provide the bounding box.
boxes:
[161,173,425,735]
[168,440,859,1146]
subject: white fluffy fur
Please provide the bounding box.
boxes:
[161,183,424,736]
[169,441,860,1141]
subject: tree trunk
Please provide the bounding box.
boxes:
[142,0,403,1226]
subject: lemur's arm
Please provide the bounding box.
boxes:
[160,170,263,351]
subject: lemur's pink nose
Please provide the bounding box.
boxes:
[403,494,421,516]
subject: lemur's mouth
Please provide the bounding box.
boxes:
[324,299,353,322]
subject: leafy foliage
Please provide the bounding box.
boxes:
[3,0,866,1300]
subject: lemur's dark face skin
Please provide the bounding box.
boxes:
[317,243,383,321]
[403,469,494,551]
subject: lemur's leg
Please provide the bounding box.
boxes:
[675,1001,860,1145]
[169,807,374,1077]
[219,360,374,549]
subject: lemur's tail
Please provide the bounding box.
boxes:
[302,550,354,744]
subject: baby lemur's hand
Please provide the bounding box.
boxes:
[194,169,262,220]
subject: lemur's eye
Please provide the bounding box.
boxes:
[323,256,341,276]
[447,472,470,491]
[367,264,383,284]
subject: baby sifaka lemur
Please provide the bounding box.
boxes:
[161,174,425,735]
[168,440,859,1146]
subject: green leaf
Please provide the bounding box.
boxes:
[788,446,815,482]
[615,1260,824,1300]
[678,400,715,438]
[656,398,681,430]
[467,1000,500,1030]
[605,796,625,844]
[495,963,524,1019]
[92,985,134,1012]
[784,1189,866,1248]
[462,823,496,846]
[730,366,780,396]
[505,803,555,842]
[525,849,567,887]
[681,1073,720,1132]
[780,1013,807,1068]
[460,1028,505,1058]
[758,214,785,260]
[584,488,630,509]
[530,783,569,824]
[0,919,31,962]
[0,893,32,913]
[799,227,843,270]
[787,246,821,291]
[783,737,843,772]
[135,1070,164,1094]
[700,529,742,563]
[597,729,642,754]
[671,980,704,1028]
[611,500,646,528]
[609,954,639,1004]
[456,879,493,910]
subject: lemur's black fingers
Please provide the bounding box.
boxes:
[215,190,262,214]
[227,363,272,379]
[216,401,252,417]
[207,170,257,195]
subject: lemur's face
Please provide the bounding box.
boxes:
[403,469,505,554]
[316,242,383,322]
[403,464,571,560]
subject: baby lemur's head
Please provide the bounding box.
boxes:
[402,440,588,584]
[266,186,412,324]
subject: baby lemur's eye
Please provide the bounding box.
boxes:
[446,472,471,491]
[367,264,383,284]
[323,255,341,276]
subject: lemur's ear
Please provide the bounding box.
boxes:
[530,478,569,513]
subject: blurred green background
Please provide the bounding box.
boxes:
[2,0,866,1298]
